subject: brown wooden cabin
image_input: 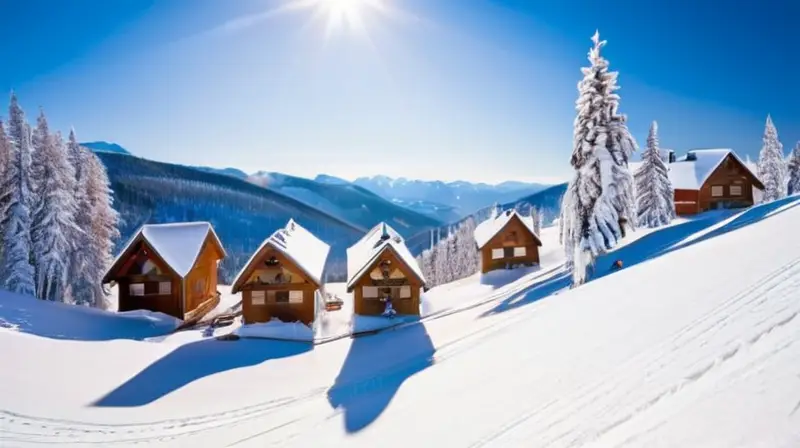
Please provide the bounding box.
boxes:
[346,222,428,317]
[102,222,226,320]
[668,149,764,216]
[231,219,330,326]
[474,209,543,274]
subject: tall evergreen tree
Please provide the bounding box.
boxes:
[0,121,11,264]
[787,142,800,196]
[757,115,787,202]
[0,93,36,295]
[30,111,79,301]
[635,121,674,228]
[559,31,637,285]
[81,151,120,308]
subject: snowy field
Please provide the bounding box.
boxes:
[2,197,800,446]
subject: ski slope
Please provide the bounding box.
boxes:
[2,197,800,447]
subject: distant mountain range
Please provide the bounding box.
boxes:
[79,141,552,223]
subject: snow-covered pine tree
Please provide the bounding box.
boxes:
[531,207,542,236]
[635,121,674,228]
[0,93,36,295]
[30,111,79,301]
[0,121,9,187]
[756,115,787,203]
[81,151,120,308]
[559,31,638,285]
[787,142,800,196]
[64,130,92,305]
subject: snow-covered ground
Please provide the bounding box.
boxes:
[2,197,800,446]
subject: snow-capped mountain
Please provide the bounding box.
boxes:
[349,175,551,221]
[80,141,131,155]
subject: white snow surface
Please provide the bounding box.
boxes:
[234,319,315,342]
[2,197,800,446]
[109,221,224,278]
[346,222,425,289]
[230,219,330,289]
[473,208,539,249]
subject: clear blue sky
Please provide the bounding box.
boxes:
[1,0,797,184]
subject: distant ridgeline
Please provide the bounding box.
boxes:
[404,183,568,254]
[94,152,444,283]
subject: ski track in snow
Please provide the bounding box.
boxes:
[0,267,569,446]
[3,201,800,447]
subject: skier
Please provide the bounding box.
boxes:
[610,259,623,271]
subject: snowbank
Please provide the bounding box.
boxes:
[234,319,314,342]
[0,289,180,341]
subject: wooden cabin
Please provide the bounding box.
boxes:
[102,222,226,320]
[633,149,764,216]
[346,222,428,317]
[474,209,542,274]
[230,219,330,326]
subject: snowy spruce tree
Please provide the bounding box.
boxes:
[0,93,36,296]
[787,142,800,196]
[559,31,638,285]
[756,115,787,203]
[79,150,120,308]
[30,111,79,301]
[635,121,674,228]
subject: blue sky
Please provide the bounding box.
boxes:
[1,0,797,184]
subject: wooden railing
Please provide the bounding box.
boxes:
[175,291,221,331]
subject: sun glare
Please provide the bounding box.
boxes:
[294,0,387,38]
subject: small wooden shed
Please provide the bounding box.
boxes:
[103,222,226,320]
[346,222,428,317]
[474,209,542,274]
[230,219,330,326]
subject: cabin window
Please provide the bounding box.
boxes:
[289,290,303,304]
[362,286,379,298]
[491,248,504,259]
[274,290,290,303]
[729,185,742,196]
[513,247,527,257]
[159,281,171,295]
[711,186,724,197]
[129,283,144,296]
[400,285,411,298]
[251,290,265,305]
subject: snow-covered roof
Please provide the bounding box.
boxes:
[230,219,330,291]
[473,209,541,250]
[107,222,226,279]
[631,149,763,191]
[346,222,426,291]
[670,149,761,190]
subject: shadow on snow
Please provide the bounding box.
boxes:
[479,197,800,318]
[327,322,435,433]
[91,338,311,407]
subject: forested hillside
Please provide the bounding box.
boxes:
[95,152,368,282]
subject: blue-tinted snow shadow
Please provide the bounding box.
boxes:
[479,196,800,318]
[326,323,435,433]
[591,196,800,282]
[91,338,311,407]
[478,265,542,288]
[0,292,178,341]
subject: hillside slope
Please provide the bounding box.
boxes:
[1,197,799,446]
[95,152,366,281]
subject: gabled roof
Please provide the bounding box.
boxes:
[230,219,330,292]
[105,222,226,281]
[630,149,764,191]
[346,222,426,291]
[474,209,541,250]
[670,149,763,190]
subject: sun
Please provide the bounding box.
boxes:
[293,0,387,38]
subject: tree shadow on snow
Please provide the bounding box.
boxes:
[478,196,800,318]
[591,196,800,283]
[90,338,311,407]
[326,323,435,433]
[478,265,542,288]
